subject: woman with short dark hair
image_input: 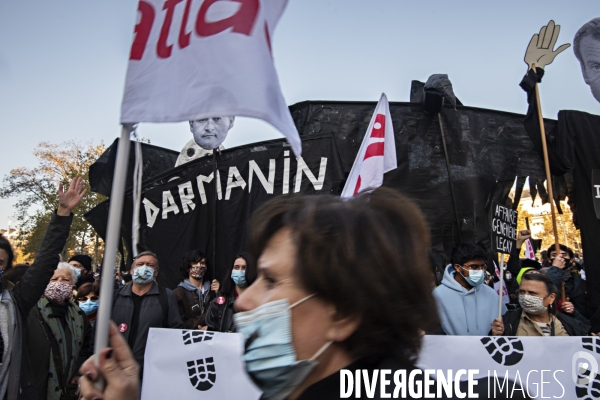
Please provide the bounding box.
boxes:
[204,252,257,332]
[76,282,100,326]
[79,188,440,399]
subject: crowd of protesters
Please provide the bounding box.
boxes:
[1,178,599,400]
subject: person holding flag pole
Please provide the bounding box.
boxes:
[88,0,302,392]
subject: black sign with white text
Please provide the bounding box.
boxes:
[491,201,518,254]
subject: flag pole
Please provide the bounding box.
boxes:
[532,64,560,255]
[498,255,505,319]
[212,150,217,280]
[438,113,463,243]
[93,124,132,389]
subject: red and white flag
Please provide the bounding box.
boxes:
[524,239,536,260]
[493,261,510,305]
[340,93,397,198]
[120,0,301,156]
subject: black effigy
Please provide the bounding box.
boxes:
[521,68,600,309]
[86,99,596,298]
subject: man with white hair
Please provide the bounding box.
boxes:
[0,177,86,400]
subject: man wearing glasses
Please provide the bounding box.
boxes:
[433,243,506,335]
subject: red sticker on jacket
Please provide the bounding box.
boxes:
[216,296,226,305]
[119,323,128,333]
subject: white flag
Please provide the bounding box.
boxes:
[142,328,261,399]
[340,93,396,198]
[524,238,536,260]
[120,0,301,156]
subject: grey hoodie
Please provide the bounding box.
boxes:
[433,264,506,335]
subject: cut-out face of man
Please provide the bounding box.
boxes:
[574,18,600,103]
[189,116,235,150]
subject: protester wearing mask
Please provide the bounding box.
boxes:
[544,244,588,317]
[111,251,183,379]
[495,273,589,336]
[68,254,95,289]
[76,282,100,327]
[0,177,84,400]
[27,262,94,400]
[79,188,443,400]
[173,250,219,329]
[204,252,256,332]
[433,243,506,335]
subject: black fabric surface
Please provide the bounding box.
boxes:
[521,69,600,308]
[89,138,179,197]
[87,99,593,293]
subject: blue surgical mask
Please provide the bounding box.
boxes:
[234,295,332,400]
[231,270,246,287]
[79,299,99,315]
[132,265,154,284]
[75,269,82,279]
[459,267,485,287]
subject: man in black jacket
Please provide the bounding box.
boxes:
[111,251,183,379]
[0,177,85,400]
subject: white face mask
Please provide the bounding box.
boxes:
[234,295,332,400]
[519,294,548,315]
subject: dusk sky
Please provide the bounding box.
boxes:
[0,1,598,229]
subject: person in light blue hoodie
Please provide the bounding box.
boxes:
[433,243,506,336]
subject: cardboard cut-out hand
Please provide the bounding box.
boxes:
[524,20,571,70]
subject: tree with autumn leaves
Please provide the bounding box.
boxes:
[516,200,582,258]
[1,141,106,263]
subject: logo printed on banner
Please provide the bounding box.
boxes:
[187,357,217,391]
[182,330,215,345]
[480,337,524,366]
[574,338,600,398]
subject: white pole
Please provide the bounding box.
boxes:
[93,125,132,389]
[498,255,505,319]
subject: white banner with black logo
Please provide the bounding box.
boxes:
[142,328,261,399]
[418,336,600,399]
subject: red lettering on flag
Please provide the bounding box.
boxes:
[178,0,194,49]
[353,176,362,196]
[196,0,260,38]
[364,142,385,160]
[370,114,385,138]
[157,0,184,59]
[129,1,155,60]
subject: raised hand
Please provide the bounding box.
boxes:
[57,176,87,216]
[524,20,571,70]
[516,229,532,248]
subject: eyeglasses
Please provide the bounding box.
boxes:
[459,263,487,271]
[77,296,98,302]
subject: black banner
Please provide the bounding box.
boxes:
[490,201,518,254]
[87,133,344,288]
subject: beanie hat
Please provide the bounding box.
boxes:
[69,254,92,272]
